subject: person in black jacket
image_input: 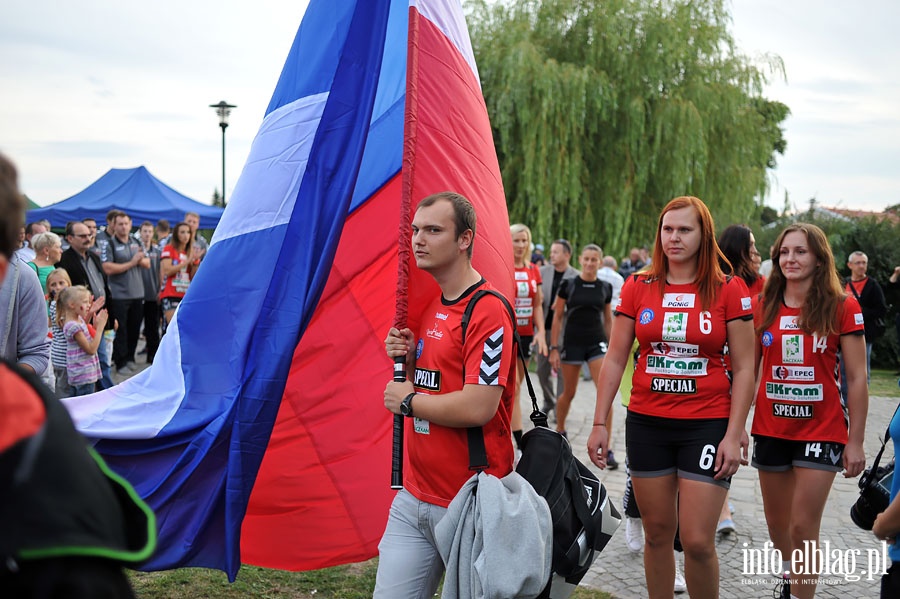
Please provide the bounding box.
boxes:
[57,221,116,389]
[841,251,888,397]
[0,152,156,598]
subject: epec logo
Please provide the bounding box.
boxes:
[650,377,697,394]
[772,402,813,419]
[765,382,823,402]
[413,368,441,391]
[650,341,699,357]
[646,355,708,376]
[772,365,815,381]
[662,293,696,308]
[779,315,800,330]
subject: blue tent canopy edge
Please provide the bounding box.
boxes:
[27,166,224,230]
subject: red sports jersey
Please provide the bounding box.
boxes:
[159,245,191,300]
[513,264,542,337]
[752,296,864,443]
[616,275,752,419]
[747,275,765,297]
[406,281,516,507]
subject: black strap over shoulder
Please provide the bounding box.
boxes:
[460,289,545,471]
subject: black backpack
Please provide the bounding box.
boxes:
[462,289,621,592]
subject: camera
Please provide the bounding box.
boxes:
[850,459,894,530]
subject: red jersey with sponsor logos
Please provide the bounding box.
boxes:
[751,296,864,443]
[514,264,542,336]
[616,275,752,419]
[406,280,515,507]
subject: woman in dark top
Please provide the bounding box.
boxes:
[548,243,612,436]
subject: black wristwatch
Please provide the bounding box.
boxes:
[400,392,416,417]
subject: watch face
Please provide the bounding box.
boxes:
[401,394,413,416]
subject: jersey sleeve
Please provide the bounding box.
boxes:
[614,275,638,319]
[533,264,542,286]
[462,295,515,387]
[723,276,753,322]
[557,277,572,301]
[841,295,866,335]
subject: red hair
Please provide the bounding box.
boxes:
[645,196,727,310]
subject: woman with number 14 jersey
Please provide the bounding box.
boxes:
[588,196,756,598]
[751,223,868,599]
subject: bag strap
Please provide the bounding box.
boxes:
[461,289,546,471]
[847,278,862,301]
[867,401,900,479]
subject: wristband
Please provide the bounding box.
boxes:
[550,346,559,351]
[592,422,606,427]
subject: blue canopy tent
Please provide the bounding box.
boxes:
[27,166,224,229]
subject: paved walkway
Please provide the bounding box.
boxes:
[524,371,896,598]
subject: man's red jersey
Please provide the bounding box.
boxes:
[752,296,864,443]
[513,264,542,337]
[406,281,515,507]
[616,275,752,419]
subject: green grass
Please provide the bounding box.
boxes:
[869,368,900,398]
[129,559,612,598]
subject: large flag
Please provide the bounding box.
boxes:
[62,0,513,581]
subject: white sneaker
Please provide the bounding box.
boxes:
[673,551,686,593]
[624,516,643,553]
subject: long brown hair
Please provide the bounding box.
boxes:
[757,223,845,337]
[645,196,727,311]
[171,222,193,255]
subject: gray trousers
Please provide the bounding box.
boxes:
[535,327,563,407]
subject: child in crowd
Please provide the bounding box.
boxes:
[46,268,72,396]
[57,285,108,396]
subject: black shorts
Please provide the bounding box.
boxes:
[160,297,182,312]
[751,435,845,472]
[561,341,607,365]
[625,411,731,488]
[519,335,533,360]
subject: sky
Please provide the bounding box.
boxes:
[2,0,899,213]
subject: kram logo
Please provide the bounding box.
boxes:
[662,293,695,308]
[741,297,752,311]
[854,313,865,326]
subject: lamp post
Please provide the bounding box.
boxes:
[209,100,236,206]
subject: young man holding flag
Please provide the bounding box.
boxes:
[378,192,517,597]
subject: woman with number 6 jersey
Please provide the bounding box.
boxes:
[751,223,868,599]
[588,196,756,598]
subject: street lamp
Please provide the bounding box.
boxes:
[209,100,236,206]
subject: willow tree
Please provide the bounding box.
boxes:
[466,0,788,257]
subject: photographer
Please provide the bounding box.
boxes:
[872,405,900,597]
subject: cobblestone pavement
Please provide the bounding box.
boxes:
[525,371,896,598]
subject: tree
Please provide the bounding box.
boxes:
[466,0,789,257]
[212,188,224,208]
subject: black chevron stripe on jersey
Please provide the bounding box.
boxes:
[479,328,504,385]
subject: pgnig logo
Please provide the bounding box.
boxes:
[639,309,654,325]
